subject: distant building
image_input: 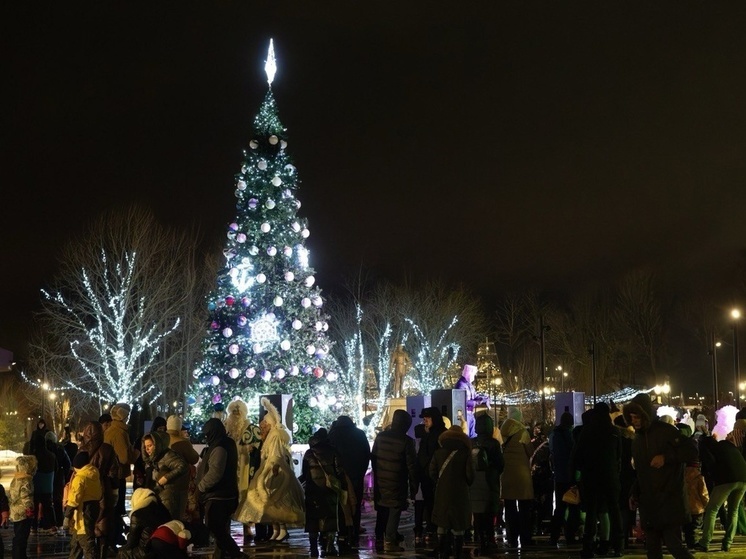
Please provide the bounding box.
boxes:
[0,347,13,372]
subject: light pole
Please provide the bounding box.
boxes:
[733,309,741,409]
[589,342,597,405]
[710,337,721,409]
[538,316,549,423]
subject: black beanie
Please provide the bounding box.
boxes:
[73,451,90,469]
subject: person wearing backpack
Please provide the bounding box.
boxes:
[469,414,504,555]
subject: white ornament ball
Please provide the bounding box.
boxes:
[292,222,301,232]
[284,271,295,282]
[256,273,266,284]
[258,160,267,170]
[275,368,286,380]
[236,233,246,243]
[222,327,233,338]
[292,319,303,330]
[271,176,282,187]
[322,322,329,331]
[305,276,315,287]
[249,245,259,255]
[301,297,311,308]
[273,296,283,307]
[211,375,220,386]
[261,370,271,381]
[327,395,337,405]
[253,343,262,353]
[290,365,300,376]
[309,397,318,407]
[296,200,302,209]
[280,140,287,149]
[246,368,256,379]
[265,199,276,209]
[269,135,279,145]
[261,222,271,233]
[228,344,240,355]
[267,246,277,256]
[301,228,310,238]
[283,246,293,257]
[192,368,201,379]
[229,268,239,278]
[313,296,323,307]
[249,140,258,149]
[306,344,316,355]
[280,340,291,351]
[315,321,323,331]
[237,180,247,191]
[229,368,240,379]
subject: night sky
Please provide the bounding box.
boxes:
[4,3,746,387]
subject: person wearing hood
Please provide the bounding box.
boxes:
[302,428,347,557]
[469,414,504,555]
[328,414,370,548]
[571,402,623,558]
[10,455,37,559]
[371,408,418,552]
[45,430,71,534]
[197,418,246,559]
[416,407,447,544]
[132,416,167,492]
[430,426,474,559]
[142,430,188,521]
[500,417,534,548]
[548,411,580,547]
[117,488,171,559]
[64,451,102,559]
[28,428,56,534]
[624,392,698,559]
[77,420,119,559]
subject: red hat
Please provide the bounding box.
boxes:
[151,520,191,550]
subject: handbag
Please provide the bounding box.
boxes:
[562,485,581,505]
[318,460,348,504]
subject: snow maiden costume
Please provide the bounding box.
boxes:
[235,397,305,541]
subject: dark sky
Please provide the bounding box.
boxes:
[4,2,746,381]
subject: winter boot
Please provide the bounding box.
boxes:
[453,534,464,559]
[310,534,320,558]
[323,532,339,557]
[337,528,353,555]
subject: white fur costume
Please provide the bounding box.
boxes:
[235,398,305,526]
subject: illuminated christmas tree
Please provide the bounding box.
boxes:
[188,41,337,439]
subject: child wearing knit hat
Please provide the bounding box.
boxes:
[65,452,102,559]
[149,520,192,558]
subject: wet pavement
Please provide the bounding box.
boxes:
[5,504,746,559]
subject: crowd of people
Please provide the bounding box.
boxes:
[6,377,746,559]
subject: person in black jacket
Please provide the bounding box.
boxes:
[197,418,246,559]
[571,402,623,558]
[371,409,417,552]
[45,431,71,534]
[695,430,746,552]
[416,407,447,543]
[328,415,370,547]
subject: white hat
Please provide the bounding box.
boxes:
[166,415,182,432]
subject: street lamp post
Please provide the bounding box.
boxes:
[538,315,549,423]
[710,336,721,410]
[733,309,741,410]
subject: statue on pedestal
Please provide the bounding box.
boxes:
[389,344,412,399]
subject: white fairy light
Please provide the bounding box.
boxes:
[265,39,277,85]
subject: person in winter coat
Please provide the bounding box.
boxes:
[235,398,305,541]
[78,420,120,559]
[104,404,139,519]
[371,408,418,552]
[166,415,199,523]
[694,429,746,552]
[45,431,71,533]
[548,411,580,546]
[624,392,698,559]
[469,414,504,555]
[9,455,36,559]
[302,428,347,557]
[328,414,371,547]
[142,430,188,521]
[416,407,447,543]
[614,414,637,551]
[500,417,534,548]
[196,418,247,559]
[132,417,167,491]
[430,426,474,559]
[571,402,623,558]
[27,429,56,533]
[64,451,102,559]
[676,423,708,549]
[116,488,172,559]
